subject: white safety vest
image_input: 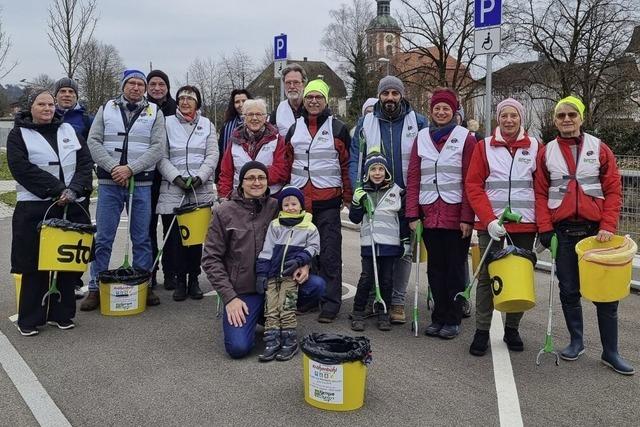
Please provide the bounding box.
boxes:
[290,116,342,189]
[545,133,603,209]
[417,125,469,204]
[361,111,418,185]
[231,135,282,194]
[275,100,296,137]
[102,99,157,172]
[16,123,80,202]
[482,136,538,223]
[165,115,212,182]
[360,184,402,248]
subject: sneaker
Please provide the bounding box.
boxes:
[74,286,85,300]
[469,329,490,356]
[462,299,472,318]
[47,320,75,330]
[17,325,39,336]
[317,311,337,324]
[424,322,443,337]
[147,288,161,306]
[438,324,460,339]
[80,291,100,311]
[389,304,406,324]
[503,327,524,352]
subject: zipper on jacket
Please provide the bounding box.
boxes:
[279,229,295,278]
[507,149,516,209]
[183,121,198,178]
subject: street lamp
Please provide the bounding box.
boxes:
[268,84,275,111]
[378,58,390,76]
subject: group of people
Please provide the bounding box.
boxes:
[7,62,633,375]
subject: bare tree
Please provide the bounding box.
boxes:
[47,0,98,78]
[260,44,275,70]
[31,74,56,91]
[76,39,123,113]
[0,9,17,80]
[219,48,257,90]
[187,57,226,125]
[321,0,375,120]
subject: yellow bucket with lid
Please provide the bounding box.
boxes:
[575,235,636,302]
[175,202,212,246]
[488,246,537,313]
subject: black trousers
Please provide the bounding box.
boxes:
[149,172,162,274]
[423,228,471,326]
[18,271,78,328]
[314,206,343,315]
[353,255,394,312]
[160,214,202,275]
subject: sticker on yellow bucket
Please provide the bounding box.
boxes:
[309,360,344,404]
[38,224,95,272]
[110,284,139,311]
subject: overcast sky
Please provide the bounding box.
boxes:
[1,0,359,87]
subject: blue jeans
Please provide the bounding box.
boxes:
[298,274,326,308]
[89,184,152,291]
[222,294,265,359]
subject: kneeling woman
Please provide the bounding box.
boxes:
[8,90,93,336]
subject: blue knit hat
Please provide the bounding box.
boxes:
[363,152,392,183]
[278,185,305,210]
[121,69,147,90]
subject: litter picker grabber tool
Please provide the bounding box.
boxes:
[41,203,68,306]
[364,196,387,314]
[411,221,423,336]
[454,206,522,302]
[355,128,366,188]
[536,234,560,366]
[120,177,136,270]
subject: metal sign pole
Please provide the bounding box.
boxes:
[484,53,493,136]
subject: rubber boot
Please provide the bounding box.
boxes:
[172,274,187,301]
[596,303,635,375]
[276,329,299,361]
[377,312,391,331]
[258,329,281,362]
[351,310,366,331]
[560,304,585,361]
[187,273,203,300]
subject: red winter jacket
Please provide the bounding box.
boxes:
[405,127,476,229]
[534,134,622,233]
[466,128,540,233]
[217,122,290,199]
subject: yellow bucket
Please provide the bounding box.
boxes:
[175,203,212,246]
[488,251,536,313]
[98,268,149,316]
[575,235,636,302]
[303,354,367,411]
[38,222,94,272]
[13,273,22,313]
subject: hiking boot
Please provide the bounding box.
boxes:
[317,311,337,324]
[503,327,524,352]
[163,273,176,290]
[276,329,299,361]
[47,320,75,330]
[188,274,203,300]
[258,330,281,362]
[173,274,187,301]
[438,324,460,339]
[469,329,490,356]
[424,322,443,337]
[80,291,100,311]
[147,288,161,306]
[389,304,406,324]
[17,325,39,336]
[351,311,366,331]
[377,312,392,331]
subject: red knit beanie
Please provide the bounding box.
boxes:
[430,88,459,112]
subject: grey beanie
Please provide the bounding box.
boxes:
[54,77,79,96]
[377,76,405,97]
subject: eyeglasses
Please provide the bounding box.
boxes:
[243,175,267,182]
[304,95,325,102]
[556,111,579,120]
[285,80,303,86]
[244,113,266,118]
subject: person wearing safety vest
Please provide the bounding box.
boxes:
[7,90,93,336]
[534,96,633,376]
[406,88,476,339]
[466,98,541,356]
[349,76,427,324]
[156,86,218,302]
[217,99,290,200]
[82,69,166,311]
[269,63,307,137]
[285,79,353,323]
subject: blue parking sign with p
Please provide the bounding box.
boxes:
[474,0,502,28]
[274,34,287,60]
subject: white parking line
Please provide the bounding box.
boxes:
[489,310,524,426]
[0,330,72,427]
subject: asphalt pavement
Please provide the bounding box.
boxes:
[0,211,639,426]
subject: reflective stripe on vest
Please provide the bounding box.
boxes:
[481,136,538,223]
[545,133,603,209]
[275,100,296,137]
[290,116,342,189]
[166,115,212,182]
[362,111,418,186]
[360,184,402,247]
[231,136,282,194]
[417,125,468,204]
[17,123,80,202]
[102,99,157,172]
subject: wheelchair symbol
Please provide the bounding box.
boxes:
[482,33,493,51]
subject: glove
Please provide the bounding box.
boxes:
[538,231,554,249]
[60,188,77,203]
[487,219,506,241]
[281,259,301,277]
[255,275,267,294]
[352,187,367,206]
[190,177,203,189]
[173,176,189,190]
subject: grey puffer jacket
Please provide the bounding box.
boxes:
[156,110,219,214]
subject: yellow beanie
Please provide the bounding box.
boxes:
[303,79,330,100]
[555,96,585,120]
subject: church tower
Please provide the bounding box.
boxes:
[366,0,401,60]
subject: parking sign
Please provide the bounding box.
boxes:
[274,34,287,60]
[474,0,502,28]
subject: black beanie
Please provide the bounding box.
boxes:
[238,161,269,192]
[147,69,171,91]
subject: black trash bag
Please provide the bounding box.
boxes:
[487,244,537,266]
[38,218,97,234]
[301,333,372,365]
[98,267,150,286]
[173,202,213,215]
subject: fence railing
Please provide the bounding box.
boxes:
[618,155,640,242]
